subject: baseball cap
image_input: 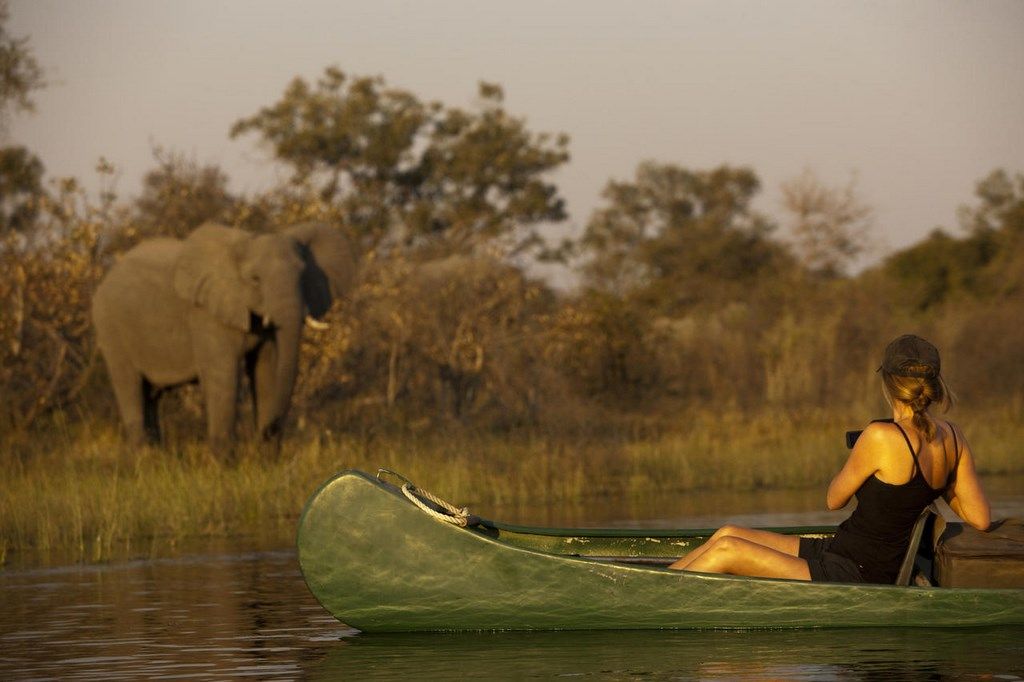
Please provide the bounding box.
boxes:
[878,334,941,378]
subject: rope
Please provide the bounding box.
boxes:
[376,468,472,526]
[401,483,471,527]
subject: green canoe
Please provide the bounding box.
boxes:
[296,469,1024,632]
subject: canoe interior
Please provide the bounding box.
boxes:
[363,469,836,564]
[475,520,835,567]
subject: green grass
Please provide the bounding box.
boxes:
[3,406,1022,567]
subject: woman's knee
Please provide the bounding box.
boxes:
[700,536,744,571]
[705,535,744,559]
[715,535,745,553]
[714,524,746,541]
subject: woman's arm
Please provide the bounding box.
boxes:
[944,427,991,531]
[826,423,885,510]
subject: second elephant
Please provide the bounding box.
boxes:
[92,222,356,451]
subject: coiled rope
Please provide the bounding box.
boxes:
[401,483,471,526]
[377,468,471,527]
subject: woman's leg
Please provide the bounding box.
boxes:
[670,524,801,571]
[669,535,812,580]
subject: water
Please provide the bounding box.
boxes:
[0,550,350,680]
[3,477,1024,680]
[319,629,1024,680]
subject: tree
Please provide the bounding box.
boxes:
[881,228,997,311]
[230,67,570,256]
[957,169,1024,297]
[959,169,1024,238]
[880,169,1024,310]
[781,169,872,277]
[0,3,46,237]
[0,1,44,134]
[320,253,554,424]
[0,11,109,431]
[0,178,106,431]
[0,144,43,235]
[579,162,792,312]
[133,148,239,239]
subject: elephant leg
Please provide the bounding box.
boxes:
[190,313,246,456]
[251,340,284,446]
[244,348,260,432]
[104,357,148,446]
[194,353,240,456]
[199,363,240,455]
[142,379,162,443]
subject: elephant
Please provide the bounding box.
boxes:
[91,222,356,452]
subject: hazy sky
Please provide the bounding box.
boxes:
[8,0,1024,268]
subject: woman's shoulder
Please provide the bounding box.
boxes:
[853,421,909,460]
[859,420,904,443]
[938,418,961,440]
[936,419,966,456]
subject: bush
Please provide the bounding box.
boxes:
[0,180,108,431]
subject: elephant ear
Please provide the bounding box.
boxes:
[173,223,253,331]
[284,223,357,318]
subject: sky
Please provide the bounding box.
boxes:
[8,0,1024,275]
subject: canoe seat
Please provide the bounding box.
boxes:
[895,505,938,586]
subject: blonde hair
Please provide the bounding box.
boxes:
[882,370,956,442]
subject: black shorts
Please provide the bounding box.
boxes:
[799,537,866,584]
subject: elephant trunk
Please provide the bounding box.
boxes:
[262,310,302,440]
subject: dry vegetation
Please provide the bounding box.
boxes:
[2,55,1022,565]
[4,402,1022,567]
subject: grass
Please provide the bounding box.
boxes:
[2,405,1022,567]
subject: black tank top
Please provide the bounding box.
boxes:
[829,421,960,584]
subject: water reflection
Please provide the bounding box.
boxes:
[314,627,1024,680]
[0,551,355,680]
[2,476,1023,680]
[7,547,1021,680]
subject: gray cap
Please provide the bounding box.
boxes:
[879,334,941,378]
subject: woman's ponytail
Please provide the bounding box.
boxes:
[883,371,954,442]
[909,385,936,442]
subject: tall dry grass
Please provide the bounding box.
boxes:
[4,404,1021,567]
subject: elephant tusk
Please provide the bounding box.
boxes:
[263,314,273,328]
[305,316,330,331]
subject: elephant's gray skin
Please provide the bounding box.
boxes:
[91,222,356,453]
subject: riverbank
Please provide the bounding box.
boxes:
[3,406,1022,566]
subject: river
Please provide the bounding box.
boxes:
[2,475,1023,680]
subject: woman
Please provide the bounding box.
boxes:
[668,334,991,583]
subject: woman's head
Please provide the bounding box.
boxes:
[879,334,955,441]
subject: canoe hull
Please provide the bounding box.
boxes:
[297,470,1024,632]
